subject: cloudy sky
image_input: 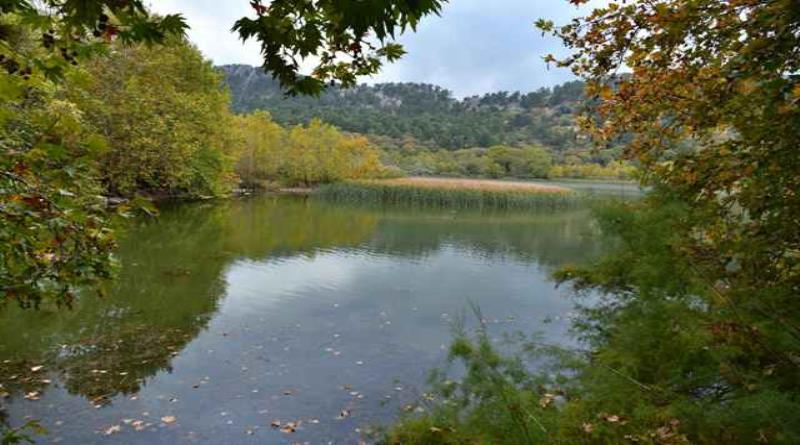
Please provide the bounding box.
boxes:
[149,1,602,97]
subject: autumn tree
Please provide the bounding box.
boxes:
[283,119,383,186]
[1,3,187,308]
[233,111,286,188]
[537,0,800,442]
[66,39,238,198]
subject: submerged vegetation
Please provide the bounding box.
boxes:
[318,177,579,209]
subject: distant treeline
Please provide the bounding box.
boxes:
[220,64,590,152]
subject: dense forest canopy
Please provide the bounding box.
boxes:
[222,64,589,152]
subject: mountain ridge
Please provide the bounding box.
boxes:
[220,64,589,152]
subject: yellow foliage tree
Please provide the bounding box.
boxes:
[232,111,286,188]
[232,116,384,187]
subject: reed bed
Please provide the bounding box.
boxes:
[316,177,581,209]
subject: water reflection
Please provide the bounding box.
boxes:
[0,195,604,443]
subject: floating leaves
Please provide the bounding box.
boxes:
[161,416,177,425]
[270,419,301,434]
[280,421,299,434]
[103,425,122,436]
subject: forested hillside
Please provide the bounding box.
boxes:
[221,64,587,152]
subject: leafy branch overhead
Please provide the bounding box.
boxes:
[233,0,446,95]
[0,0,188,80]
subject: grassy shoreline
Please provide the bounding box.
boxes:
[316,177,581,209]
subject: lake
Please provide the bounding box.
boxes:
[0,194,610,444]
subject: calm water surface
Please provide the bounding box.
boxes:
[0,195,607,444]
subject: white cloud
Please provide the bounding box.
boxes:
[149,0,607,96]
[148,0,262,65]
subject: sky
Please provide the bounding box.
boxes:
[149,1,604,97]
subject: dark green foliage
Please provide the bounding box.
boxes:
[381,316,570,445]
[385,195,800,444]
[0,14,229,310]
[232,0,446,95]
[0,419,43,444]
[0,1,187,82]
[221,64,590,151]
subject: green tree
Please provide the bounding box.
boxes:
[538,0,800,442]
[388,1,800,444]
[519,145,551,178]
[66,39,237,198]
[1,2,188,308]
[283,119,382,186]
[232,111,286,188]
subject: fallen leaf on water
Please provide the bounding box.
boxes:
[24,391,40,401]
[336,409,351,420]
[280,421,299,433]
[270,420,281,429]
[104,425,122,436]
[161,416,177,424]
[30,365,44,372]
